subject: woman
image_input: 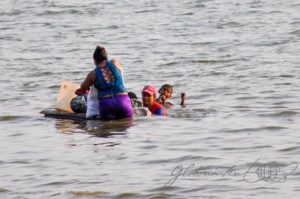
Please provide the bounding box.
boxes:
[76,46,133,120]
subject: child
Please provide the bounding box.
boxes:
[128,91,143,107]
[142,85,165,116]
[156,84,186,107]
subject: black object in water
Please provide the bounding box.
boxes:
[70,94,87,113]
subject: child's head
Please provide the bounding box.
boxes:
[128,91,138,100]
[128,91,142,107]
[142,85,157,107]
[158,84,173,99]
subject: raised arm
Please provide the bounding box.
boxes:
[180,92,186,107]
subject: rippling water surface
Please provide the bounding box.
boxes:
[1,0,300,198]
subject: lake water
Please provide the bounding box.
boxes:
[1,0,300,198]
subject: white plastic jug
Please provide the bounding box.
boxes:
[56,81,80,112]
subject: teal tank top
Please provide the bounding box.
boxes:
[93,61,127,98]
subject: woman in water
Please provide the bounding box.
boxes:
[75,46,133,120]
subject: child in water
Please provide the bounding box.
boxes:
[156,84,186,107]
[142,85,165,116]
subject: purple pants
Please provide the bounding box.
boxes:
[98,95,133,120]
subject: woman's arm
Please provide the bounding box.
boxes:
[76,70,96,93]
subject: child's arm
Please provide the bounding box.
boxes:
[158,95,166,105]
[180,92,186,107]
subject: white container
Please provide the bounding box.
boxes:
[56,81,80,112]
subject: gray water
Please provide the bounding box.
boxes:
[1,0,300,198]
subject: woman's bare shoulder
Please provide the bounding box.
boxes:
[111,59,122,70]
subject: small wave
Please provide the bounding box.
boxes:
[0,188,9,193]
[206,71,227,76]
[0,10,24,16]
[216,21,243,28]
[134,9,160,14]
[268,10,283,14]
[159,61,179,66]
[291,3,300,7]
[289,29,300,36]
[37,181,72,187]
[168,107,216,119]
[48,85,60,91]
[245,161,287,168]
[190,41,216,46]
[274,82,292,86]
[235,96,258,100]
[193,58,240,64]
[194,4,206,8]
[7,160,30,164]
[221,145,272,151]
[30,71,54,77]
[275,111,298,117]
[278,74,294,78]
[116,192,142,198]
[147,186,178,193]
[37,10,60,16]
[69,191,109,196]
[256,39,290,47]
[230,105,250,109]
[144,155,218,164]
[0,188,10,194]
[203,136,221,140]
[0,115,24,122]
[291,21,300,25]
[259,126,287,130]
[277,146,299,152]
[37,9,84,16]
[49,193,61,197]
[225,126,286,133]
[182,12,194,16]
[0,35,21,41]
[0,27,14,31]
[105,25,119,30]
[192,59,223,64]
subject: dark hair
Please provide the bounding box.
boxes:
[159,84,173,93]
[93,46,108,65]
[128,91,138,99]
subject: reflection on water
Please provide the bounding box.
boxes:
[55,118,133,137]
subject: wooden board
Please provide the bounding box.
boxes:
[41,107,151,121]
[41,109,89,121]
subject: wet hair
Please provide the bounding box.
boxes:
[128,91,143,107]
[158,84,173,94]
[93,46,108,65]
[128,91,138,100]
